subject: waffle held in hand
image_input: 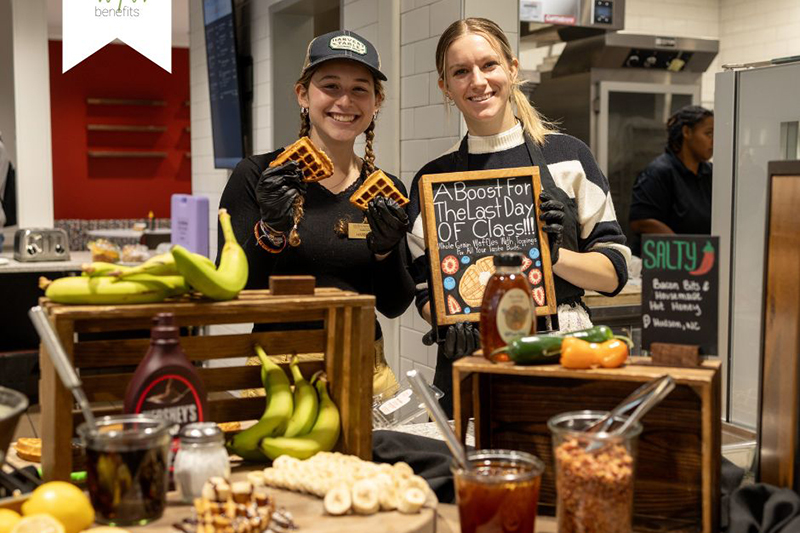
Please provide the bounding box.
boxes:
[350,169,409,211]
[268,136,333,182]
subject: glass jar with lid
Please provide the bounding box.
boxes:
[173,422,230,502]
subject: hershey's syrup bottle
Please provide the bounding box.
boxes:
[124,313,208,427]
[480,252,535,362]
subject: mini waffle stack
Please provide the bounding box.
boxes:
[269,136,333,182]
[349,170,409,211]
[172,478,287,533]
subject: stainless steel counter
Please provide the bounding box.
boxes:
[0,252,91,274]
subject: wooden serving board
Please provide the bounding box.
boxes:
[135,486,436,533]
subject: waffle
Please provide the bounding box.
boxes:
[269,136,333,182]
[458,256,496,308]
[349,169,409,211]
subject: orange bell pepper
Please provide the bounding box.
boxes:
[559,337,629,369]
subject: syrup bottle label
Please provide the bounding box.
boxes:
[496,287,533,343]
[134,374,205,425]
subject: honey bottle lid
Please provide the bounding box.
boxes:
[493,252,523,267]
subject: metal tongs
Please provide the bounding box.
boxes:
[584,375,675,451]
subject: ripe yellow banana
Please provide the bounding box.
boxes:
[259,376,340,460]
[41,275,170,304]
[283,356,319,438]
[171,209,247,300]
[111,253,178,278]
[81,262,131,277]
[226,344,293,462]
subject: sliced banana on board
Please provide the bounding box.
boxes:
[351,479,380,515]
[324,484,352,516]
[397,487,427,514]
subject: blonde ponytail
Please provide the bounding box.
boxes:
[511,85,557,145]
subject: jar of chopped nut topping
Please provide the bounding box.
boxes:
[548,410,642,533]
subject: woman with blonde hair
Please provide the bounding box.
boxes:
[407,18,630,415]
[220,30,414,400]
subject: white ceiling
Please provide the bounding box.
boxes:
[46,0,191,48]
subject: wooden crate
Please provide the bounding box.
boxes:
[452,356,721,533]
[37,288,376,482]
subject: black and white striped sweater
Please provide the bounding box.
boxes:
[407,123,631,316]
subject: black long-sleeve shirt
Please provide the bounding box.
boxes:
[218,150,415,338]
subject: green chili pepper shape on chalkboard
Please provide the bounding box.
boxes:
[689,241,715,276]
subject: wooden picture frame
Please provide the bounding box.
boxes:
[419,167,558,326]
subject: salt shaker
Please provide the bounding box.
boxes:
[174,422,230,502]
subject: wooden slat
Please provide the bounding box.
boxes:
[41,318,75,481]
[73,396,275,428]
[82,361,327,402]
[760,173,800,490]
[88,151,168,158]
[87,97,166,106]
[87,124,167,132]
[74,330,327,368]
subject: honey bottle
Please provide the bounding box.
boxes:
[480,253,535,362]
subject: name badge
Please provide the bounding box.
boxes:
[348,223,370,239]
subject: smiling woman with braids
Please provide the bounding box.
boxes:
[218,30,414,399]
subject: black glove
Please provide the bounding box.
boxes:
[365,196,409,255]
[256,160,307,233]
[422,322,480,360]
[539,190,565,265]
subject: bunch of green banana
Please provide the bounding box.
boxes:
[40,274,189,305]
[171,208,247,301]
[260,374,340,461]
[226,346,341,462]
[227,344,294,461]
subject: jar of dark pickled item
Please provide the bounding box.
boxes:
[78,414,173,526]
[480,253,535,361]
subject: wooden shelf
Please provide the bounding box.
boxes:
[87,98,166,106]
[87,124,167,133]
[88,150,167,158]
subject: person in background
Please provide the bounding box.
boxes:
[629,106,714,255]
[407,18,630,416]
[218,30,414,399]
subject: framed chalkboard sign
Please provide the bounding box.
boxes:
[641,235,720,354]
[419,167,558,326]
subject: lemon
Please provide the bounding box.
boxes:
[21,481,94,533]
[84,529,131,533]
[0,509,21,533]
[11,514,65,533]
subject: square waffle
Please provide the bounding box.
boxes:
[269,136,333,182]
[349,169,410,211]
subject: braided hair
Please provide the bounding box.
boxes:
[363,118,377,175]
[667,105,713,153]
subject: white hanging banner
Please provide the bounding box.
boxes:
[62,0,172,73]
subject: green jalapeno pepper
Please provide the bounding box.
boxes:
[490,325,618,365]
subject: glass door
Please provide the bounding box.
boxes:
[596,82,699,248]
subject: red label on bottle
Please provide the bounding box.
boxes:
[134,374,204,425]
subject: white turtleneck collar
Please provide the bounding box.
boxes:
[467,121,525,154]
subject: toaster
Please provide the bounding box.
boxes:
[14,228,71,262]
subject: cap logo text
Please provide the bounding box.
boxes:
[329,35,367,55]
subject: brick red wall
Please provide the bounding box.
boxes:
[49,40,191,219]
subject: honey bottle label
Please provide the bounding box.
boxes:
[495,288,533,343]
